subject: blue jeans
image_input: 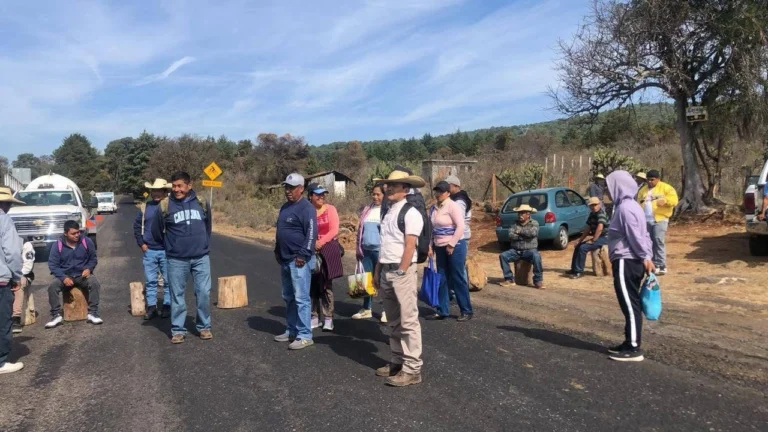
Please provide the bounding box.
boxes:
[499,249,543,283]
[361,249,379,310]
[168,255,211,336]
[569,236,608,274]
[143,249,170,307]
[280,256,315,341]
[435,239,473,316]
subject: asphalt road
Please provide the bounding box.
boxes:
[1,198,766,432]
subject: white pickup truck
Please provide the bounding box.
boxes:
[744,161,768,256]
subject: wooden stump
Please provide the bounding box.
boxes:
[20,288,36,326]
[591,245,612,277]
[514,261,534,286]
[217,275,248,309]
[130,281,146,316]
[63,287,88,321]
[466,256,487,292]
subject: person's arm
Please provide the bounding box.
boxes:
[399,235,418,272]
[591,223,604,240]
[133,210,146,248]
[447,202,465,248]
[205,200,213,239]
[317,206,339,248]
[761,194,768,220]
[0,219,22,282]
[508,225,522,241]
[298,204,317,262]
[663,184,679,208]
[48,242,66,281]
[150,205,165,246]
[519,221,539,239]
[624,211,653,262]
[21,243,35,276]
[85,237,98,273]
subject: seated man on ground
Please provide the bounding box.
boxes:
[568,197,610,278]
[45,220,102,328]
[498,204,544,289]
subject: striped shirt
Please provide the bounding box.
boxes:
[587,209,610,237]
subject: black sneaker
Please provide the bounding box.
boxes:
[457,314,473,322]
[569,272,583,279]
[609,347,644,362]
[143,306,158,320]
[160,305,171,319]
[11,316,22,334]
[607,342,631,354]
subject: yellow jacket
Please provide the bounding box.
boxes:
[637,181,678,222]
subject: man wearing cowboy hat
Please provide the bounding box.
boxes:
[373,170,426,387]
[568,197,610,279]
[133,178,172,320]
[589,174,606,201]
[498,204,544,289]
[0,187,25,374]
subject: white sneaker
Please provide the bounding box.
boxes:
[0,362,24,374]
[352,309,373,320]
[87,314,103,325]
[311,317,321,329]
[380,311,388,323]
[657,267,668,275]
[45,315,63,329]
[323,319,334,331]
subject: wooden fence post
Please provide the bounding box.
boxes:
[492,174,497,207]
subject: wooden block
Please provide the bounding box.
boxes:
[63,287,88,321]
[591,245,613,277]
[514,261,534,286]
[217,275,248,309]
[466,256,487,291]
[21,288,36,326]
[130,281,146,316]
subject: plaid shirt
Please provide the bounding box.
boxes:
[508,219,539,251]
[587,209,610,236]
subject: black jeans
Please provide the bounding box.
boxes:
[48,276,101,317]
[611,259,644,348]
[0,286,12,366]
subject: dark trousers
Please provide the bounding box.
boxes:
[0,286,12,366]
[48,276,101,317]
[570,236,608,274]
[435,240,473,317]
[499,249,543,283]
[612,259,644,348]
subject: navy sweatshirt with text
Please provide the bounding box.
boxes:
[275,197,317,264]
[151,190,212,259]
[48,235,97,281]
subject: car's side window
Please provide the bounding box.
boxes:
[555,191,570,208]
[567,190,585,206]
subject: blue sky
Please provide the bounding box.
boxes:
[0,0,590,160]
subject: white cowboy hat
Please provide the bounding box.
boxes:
[513,204,537,213]
[594,173,605,179]
[0,186,25,205]
[144,178,171,190]
[587,197,602,206]
[634,172,647,180]
[374,170,426,188]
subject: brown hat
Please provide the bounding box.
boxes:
[0,187,25,205]
[587,197,601,206]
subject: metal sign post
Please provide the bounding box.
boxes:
[203,162,223,224]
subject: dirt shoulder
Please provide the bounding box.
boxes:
[213,210,768,392]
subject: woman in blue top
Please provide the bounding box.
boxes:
[352,184,385,322]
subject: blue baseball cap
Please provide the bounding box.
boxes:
[307,183,328,195]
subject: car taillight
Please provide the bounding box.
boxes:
[544,212,556,223]
[744,193,756,214]
[495,215,501,227]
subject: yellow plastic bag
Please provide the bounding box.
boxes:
[348,261,375,298]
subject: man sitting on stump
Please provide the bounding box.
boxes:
[45,220,102,328]
[568,197,610,279]
[498,204,543,289]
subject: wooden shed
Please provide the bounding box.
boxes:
[305,171,356,198]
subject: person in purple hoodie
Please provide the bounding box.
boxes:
[605,170,655,362]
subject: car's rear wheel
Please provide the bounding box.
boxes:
[749,235,768,256]
[553,225,569,250]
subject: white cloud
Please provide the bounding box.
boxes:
[136,56,196,85]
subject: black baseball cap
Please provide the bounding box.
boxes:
[432,181,451,193]
[646,170,661,179]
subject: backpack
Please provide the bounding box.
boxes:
[397,201,431,264]
[57,237,88,253]
[142,196,208,234]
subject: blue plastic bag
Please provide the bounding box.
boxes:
[641,272,662,320]
[419,258,441,308]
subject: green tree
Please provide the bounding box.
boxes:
[400,137,427,162]
[122,131,160,195]
[12,153,42,178]
[216,135,237,165]
[104,137,133,192]
[52,133,105,192]
[447,129,475,156]
[591,147,642,177]
[236,139,253,157]
[420,133,439,153]
[494,131,513,151]
[0,156,8,180]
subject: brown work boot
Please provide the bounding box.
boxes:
[499,280,516,288]
[385,371,422,387]
[199,329,213,340]
[534,282,545,289]
[375,363,403,377]
[171,334,185,344]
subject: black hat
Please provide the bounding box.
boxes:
[432,181,451,193]
[646,170,661,179]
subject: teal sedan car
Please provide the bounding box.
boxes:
[495,187,591,250]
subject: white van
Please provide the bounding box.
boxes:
[95,192,117,214]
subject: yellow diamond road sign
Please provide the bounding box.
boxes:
[143,192,149,198]
[204,162,223,181]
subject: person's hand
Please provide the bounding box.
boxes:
[63,277,75,287]
[372,271,380,290]
[643,259,656,275]
[447,245,455,255]
[141,244,148,253]
[657,197,667,206]
[295,257,306,268]
[10,281,20,292]
[759,213,767,221]
[428,246,434,258]
[82,269,91,278]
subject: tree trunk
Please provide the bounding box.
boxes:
[674,98,708,213]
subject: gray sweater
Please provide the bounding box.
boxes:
[0,209,22,286]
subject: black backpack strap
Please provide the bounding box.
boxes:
[398,203,413,234]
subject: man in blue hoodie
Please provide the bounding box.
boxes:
[46,220,102,329]
[133,178,171,320]
[273,173,317,350]
[151,171,212,344]
[605,170,655,362]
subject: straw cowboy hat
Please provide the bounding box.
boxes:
[587,197,602,206]
[374,170,426,188]
[594,173,605,179]
[634,172,647,180]
[0,186,25,205]
[513,204,537,213]
[144,178,171,190]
